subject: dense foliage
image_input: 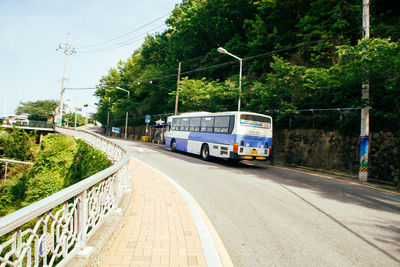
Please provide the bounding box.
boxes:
[63,112,95,127]
[16,99,58,121]
[94,0,399,133]
[0,127,38,162]
[0,134,110,217]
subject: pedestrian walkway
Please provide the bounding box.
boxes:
[100,158,233,267]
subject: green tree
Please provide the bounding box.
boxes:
[63,112,89,127]
[93,0,399,132]
[0,127,38,161]
[296,0,360,66]
[178,77,238,112]
[335,38,400,131]
[16,99,58,121]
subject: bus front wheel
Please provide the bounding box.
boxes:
[171,139,177,152]
[201,144,210,161]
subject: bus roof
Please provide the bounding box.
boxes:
[171,111,271,118]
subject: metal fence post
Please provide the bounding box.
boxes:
[77,191,88,245]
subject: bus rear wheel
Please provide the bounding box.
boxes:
[201,144,210,161]
[171,139,177,152]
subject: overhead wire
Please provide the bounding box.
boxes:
[77,11,171,52]
[72,25,365,103]
[78,24,168,54]
[2,53,60,86]
[119,27,362,86]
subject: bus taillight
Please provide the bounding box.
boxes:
[233,143,239,153]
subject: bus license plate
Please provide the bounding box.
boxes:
[251,149,258,155]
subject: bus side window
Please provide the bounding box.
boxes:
[181,118,189,131]
[214,116,230,133]
[201,117,214,133]
[172,118,181,131]
[190,117,201,132]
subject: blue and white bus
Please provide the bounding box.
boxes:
[165,111,273,161]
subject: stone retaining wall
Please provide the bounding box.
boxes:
[273,129,400,187]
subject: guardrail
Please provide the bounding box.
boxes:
[1,120,54,129]
[0,158,33,179]
[0,127,130,266]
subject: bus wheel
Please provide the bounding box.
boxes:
[171,139,177,152]
[201,144,210,161]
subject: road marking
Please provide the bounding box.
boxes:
[128,146,144,152]
[132,157,223,267]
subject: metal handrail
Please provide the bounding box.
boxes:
[0,158,34,165]
[0,127,130,266]
[0,158,34,179]
[0,154,128,236]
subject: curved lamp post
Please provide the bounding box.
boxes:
[217,47,242,112]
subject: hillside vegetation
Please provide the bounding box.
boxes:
[94,0,399,133]
[0,130,110,217]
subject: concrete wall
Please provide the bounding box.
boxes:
[110,125,148,140]
[273,129,400,186]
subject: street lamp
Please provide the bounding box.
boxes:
[115,86,130,139]
[217,47,243,112]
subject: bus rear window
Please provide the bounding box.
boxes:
[240,114,271,128]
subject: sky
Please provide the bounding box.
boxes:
[0,0,181,118]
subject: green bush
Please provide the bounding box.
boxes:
[22,171,65,206]
[0,133,111,215]
[0,178,22,216]
[0,127,38,161]
[21,135,77,206]
[65,139,110,187]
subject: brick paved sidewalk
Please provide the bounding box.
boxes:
[100,158,233,267]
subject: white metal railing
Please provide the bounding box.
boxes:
[0,127,130,267]
[0,159,33,179]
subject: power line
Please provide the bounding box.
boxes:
[120,28,361,86]
[2,53,60,86]
[74,27,365,97]
[65,87,97,90]
[78,24,168,54]
[77,11,171,50]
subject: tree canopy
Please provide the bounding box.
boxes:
[16,99,58,121]
[94,0,400,132]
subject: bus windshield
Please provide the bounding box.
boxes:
[240,114,271,129]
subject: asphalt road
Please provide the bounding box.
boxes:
[114,138,400,267]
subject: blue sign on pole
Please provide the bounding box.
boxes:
[145,114,151,123]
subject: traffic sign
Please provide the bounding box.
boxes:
[145,114,151,123]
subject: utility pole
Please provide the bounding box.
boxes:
[359,0,370,182]
[174,61,181,115]
[106,97,110,136]
[56,40,75,126]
